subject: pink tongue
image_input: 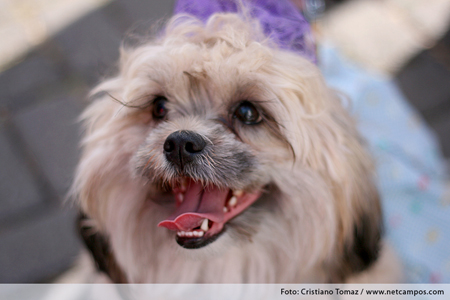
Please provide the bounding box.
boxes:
[158,181,229,231]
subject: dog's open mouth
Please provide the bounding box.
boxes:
[158,178,262,249]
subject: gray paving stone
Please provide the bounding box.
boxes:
[53,9,123,85]
[438,28,450,50]
[101,1,136,33]
[0,53,60,111]
[14,97,85,197]
[0,127,43,222]
[396,51,450,117]
[116,0,175,30]
[0,207,81,283]
[431,116,450,158]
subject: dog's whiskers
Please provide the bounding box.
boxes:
[144,153,158,170]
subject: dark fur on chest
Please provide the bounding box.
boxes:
[77,212,127,283]
[77,210,381,283]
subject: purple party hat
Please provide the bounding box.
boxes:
[174,0,316,62]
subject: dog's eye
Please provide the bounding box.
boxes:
[152,96,168,119]
[233,101,262,125]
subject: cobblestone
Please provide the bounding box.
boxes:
[0,207,80,283]
[14,96,85,197]
[0,53,60,110]
[53,10,123,85]
[0,127,43,222]
[396,51,450,115]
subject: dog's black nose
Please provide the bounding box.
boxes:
[164,130,207,169]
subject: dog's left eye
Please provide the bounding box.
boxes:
[152,96,168,119]
[233,101,262,125]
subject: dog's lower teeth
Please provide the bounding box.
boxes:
[228,196,237,207]
[223,207,228,213]
[193,231,204,237]
[177,230,204,238]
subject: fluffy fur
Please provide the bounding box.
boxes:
[72,12,401,283]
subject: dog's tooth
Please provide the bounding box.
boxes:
[197,231,204,237]
[201,219,209,231]
[228,196,237,207]
[186,232,192,237]
[177,193,184,203]
[223,206,228,213]
[180,178,187,192]
[233,190,243,197]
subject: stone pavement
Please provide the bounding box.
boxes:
[0,0,448,283]
[319,0,450,158]
[397,29,450,158]
[0,0,175,283]
[0,0,112,72]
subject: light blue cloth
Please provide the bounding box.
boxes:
[319,45,450,283]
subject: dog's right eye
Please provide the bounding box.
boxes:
[152,96,168,119]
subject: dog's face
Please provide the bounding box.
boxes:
[73,14,382,283]
[129,37,297,249]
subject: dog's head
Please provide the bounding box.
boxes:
[73,13,382,283]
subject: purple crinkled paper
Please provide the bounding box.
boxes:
[174,0,316,62]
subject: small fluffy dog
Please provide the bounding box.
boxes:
[72,5,400,283]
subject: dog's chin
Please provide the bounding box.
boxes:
[175,226,225,249]
[154,177,265,250]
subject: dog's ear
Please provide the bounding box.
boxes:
[339,199,383,281]
[330,168,384,282]
[294,85,384,282]
[272,63,385,282]
[344,203,383,274]
[318,91,384,282]
[77,212,127,283]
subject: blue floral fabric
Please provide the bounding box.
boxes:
[320,44,450,283]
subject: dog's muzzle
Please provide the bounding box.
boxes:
[163,130,207,170]
[157,130,264,249]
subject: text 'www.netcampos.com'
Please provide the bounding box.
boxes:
[280,287,445,296]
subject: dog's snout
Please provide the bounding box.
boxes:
[164,130,207,168]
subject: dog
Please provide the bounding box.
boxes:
[71,1,401,283]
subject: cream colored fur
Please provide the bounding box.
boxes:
[71,13,400,283]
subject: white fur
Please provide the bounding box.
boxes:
[71,13,400,283]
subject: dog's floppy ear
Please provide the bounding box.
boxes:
[77,212,127,283]
[338,198,383,281]
[344,204,383,273]
[272,61,385,282]
[330,166,384,282]
[290,81,384,282]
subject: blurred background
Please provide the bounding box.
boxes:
[0,0,449,283]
